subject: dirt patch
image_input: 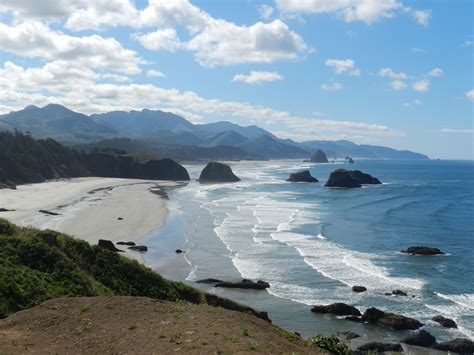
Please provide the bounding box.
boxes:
[0,296,321,354]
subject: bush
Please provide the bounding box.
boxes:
[311,335,350,355]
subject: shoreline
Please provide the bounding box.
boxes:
[0,177,179,246]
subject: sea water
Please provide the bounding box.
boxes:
[163,159,473,343]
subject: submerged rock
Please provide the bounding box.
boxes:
[361,307,423,330]
[401,246,445,255]
[357,342,402,353]
[98,239,123,252]
[128,245,148,252]
[198,162,240,183]
[432,315,457,328]
[287,170,318,183]
[215,279,270,290]
[403,330,437,348]
[311,303,361,316]
[325,169,361,188]
[352,286,367,293]
[310,149,329,163]
[434,338,474,353]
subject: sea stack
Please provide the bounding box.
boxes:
[198,162,241,183]
[287,170,318,183]
[310,149,329,163]
[325,169,382,188]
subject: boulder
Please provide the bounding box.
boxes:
[348,170,381,184]
[357,342,403,353]
[311,303,361,316]
[98,239,123,252]
[392,289,408,296]
[432,315,457,328]
[196,278,224,284]
[175,249,184,254]
[361,307,423,330]
[434,338,474,353]
[116,241,136,246]
[287,170,318,183]
[403,330,437,348]
[325,169,361,188]
[128,245,148,252]
[352,286,367,293]
[401,246,445,255]
[198,162,240,183]
[215,279,270,290]
[310,149,329,163]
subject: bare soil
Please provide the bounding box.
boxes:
[0,296,321,354]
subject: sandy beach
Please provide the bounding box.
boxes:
[0,177,179,245]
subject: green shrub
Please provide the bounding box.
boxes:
[311,335,350,355]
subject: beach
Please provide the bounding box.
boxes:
[0,177,177,245]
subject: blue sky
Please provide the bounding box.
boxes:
[0,0,472,158]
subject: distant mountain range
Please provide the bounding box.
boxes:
[0,104,429,161]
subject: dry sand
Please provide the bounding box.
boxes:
[0,177,179,245]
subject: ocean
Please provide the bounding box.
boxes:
[149,159,474,345]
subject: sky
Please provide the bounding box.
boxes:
[0,0,472,159]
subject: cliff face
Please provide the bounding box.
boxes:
[0,132,189,188]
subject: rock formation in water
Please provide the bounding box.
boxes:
[287,170,318,182]
[401,246,445,255]
[352,286,367,293]
[98,239,123,252]
[310,149,329,163]
[198,162,241,183]
[402,330,437,348]
[361,307,423,330]
[432,315,457,328]
[434,338,474,353]
[357,342,403,353]
[214,279,270,290]
[311,303,361,316]
[325,169,382,188]
[348,170,381,184]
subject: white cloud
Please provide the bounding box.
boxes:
[412,79,429,93]
[321,82,343,91]
[466,89,474,102]
[410,9,431,26]
[0,0,78,20]
[428,67,443,77]
[232,71,283,85]
[0,61,401,142]
[325,59,360,76]
[403,99,421,107]
[0,21,143,74]
[440,128,473,134]
[133,28,182,52]
[379,68,407,80]
[390,80,407,90]
[258,4,274,19]
[147,69,165,78]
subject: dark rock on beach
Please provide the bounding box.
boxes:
[196,278,224,284]
[175,249,184,254]
[128,245,148,252]
[352,286,367,293]
[39,209,61,216]
[287,170,318,183]
[432,315,457,328]
[362,307,423,330]
[357,342,403,353]
[98,239,123,252]
[117,217,123,220]
[403,330,437,348]
[117,241,136,246]
[0,208,15,212]
[310,149,329,163]
[325,169,361,188]
[434,338,474,353]
[198,162,241,183]
[215,279,270,290]
[401,246,445,255]
[311,303,361,316]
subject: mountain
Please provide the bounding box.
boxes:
[197,121,273,139]
[0,104,117,144]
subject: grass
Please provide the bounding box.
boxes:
[77,304,90,314]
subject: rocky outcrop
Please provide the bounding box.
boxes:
[98,239,123,252]
[432,315,457,328]
[357,342,403,353]
[434,338,474,353]
[311,303,361,316]
[325,169,361,188]
[196,278,224,284]
[128,245,148,252]
[352,286,367,293]
[348,170,381,184]
[117,241,136,246]
[344,316,363,322]
[198,162,240,183]
[287,170,318,183]
[215,279,270,290]
[401,246,445,255]
[391,290,408,296]
[310,149,329,163]
[361,307,423,330]
[403,330,437,348]
[346,157,354,164]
